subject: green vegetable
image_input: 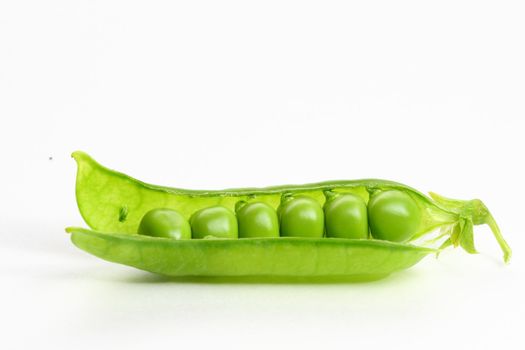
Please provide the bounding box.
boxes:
[324,193,368,239]
[278,195,324,238]
[138,208,191,239]
[190,206,238,239]
[67,151,512,280]
[368,190,421,242]
[236,201,279,238]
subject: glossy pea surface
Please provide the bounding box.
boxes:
[138,208,191,240]
[324,193,368,239]
[279,196,324,238]
[368,190,421,242]
[236,202,279,238]
[190,206,238,239]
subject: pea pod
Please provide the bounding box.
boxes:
[67,151,511,280]
[66,227,435,281]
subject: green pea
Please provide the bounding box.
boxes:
[138,208,191,239]
[236,202,279,238]
[368,190,421,242]
[279,196,324,238]
[190,206,238,239]
[324,193,368,239]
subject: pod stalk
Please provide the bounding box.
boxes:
[429,192,511,263]
[484,213,512,264]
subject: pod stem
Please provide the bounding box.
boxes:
[484,213,512,264]
[429,192,511,263]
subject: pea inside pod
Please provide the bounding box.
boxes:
[368,190,421,242]
[324,193,368,239]
[138,208,191,239]
[278,195,324,238]
[236,201,279,238]
[190,206,238,239]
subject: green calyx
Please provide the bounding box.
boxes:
[429,192,511,263]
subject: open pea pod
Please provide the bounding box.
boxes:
[66,151,511,281]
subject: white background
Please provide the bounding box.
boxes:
[1,1,524,349]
